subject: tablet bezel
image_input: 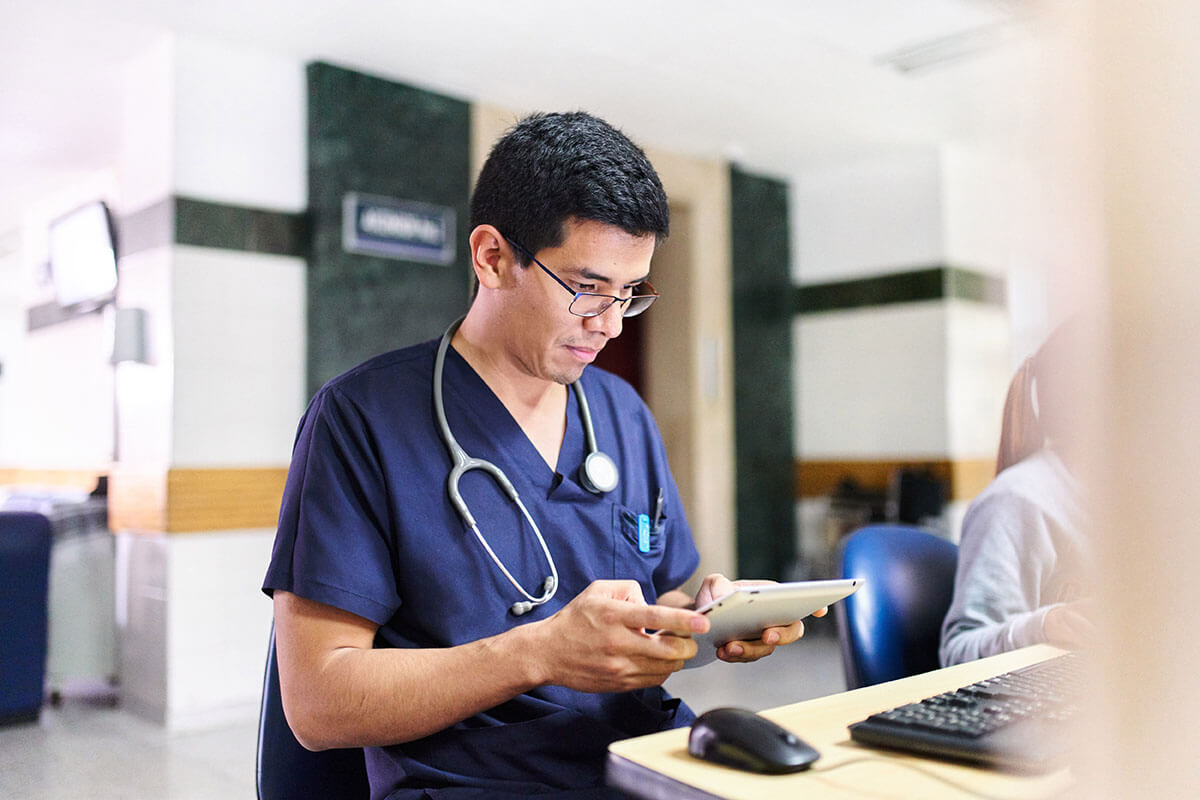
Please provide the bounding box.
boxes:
[683,578,863,668]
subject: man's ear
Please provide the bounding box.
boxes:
[468,225,512,290]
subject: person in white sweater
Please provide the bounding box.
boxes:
[940,323,1098,667]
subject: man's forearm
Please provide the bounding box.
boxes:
[275,591,544,750]
[316,628,544,747]
[276,581,706,751]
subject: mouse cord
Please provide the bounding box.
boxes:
[808,756,1054,800]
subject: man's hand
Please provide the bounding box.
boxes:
[692,574,825,663]
[531,580,709,693]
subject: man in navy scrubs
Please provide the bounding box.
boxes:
[264,112,812,799]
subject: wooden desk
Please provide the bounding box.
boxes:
[608,645,1074,799]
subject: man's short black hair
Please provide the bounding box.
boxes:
[469,111,669,263]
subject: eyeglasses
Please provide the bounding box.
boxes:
[505,237,659,318]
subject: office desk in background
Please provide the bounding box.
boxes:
[608,644,1073,800]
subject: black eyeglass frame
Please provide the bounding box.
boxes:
[505,237,659,318]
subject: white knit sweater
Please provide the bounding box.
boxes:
[939,448,1091,667]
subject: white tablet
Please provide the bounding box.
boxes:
[683,578,863,668]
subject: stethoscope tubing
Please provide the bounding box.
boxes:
[434,317,560,611]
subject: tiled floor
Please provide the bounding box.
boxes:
[1,627,845,799]
[664,619,846,713]
[2,692,256,800]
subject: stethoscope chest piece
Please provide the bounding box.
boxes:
[580,450,619,494]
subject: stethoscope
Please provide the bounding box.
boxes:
[433,317,620,615]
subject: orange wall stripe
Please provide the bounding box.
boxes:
[107,467,288,534]
[795,458,994,503]
[0,468,105,492]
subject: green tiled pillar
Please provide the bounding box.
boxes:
[731,167,796,580]
[307,62,472,397]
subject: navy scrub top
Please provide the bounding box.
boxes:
[263,337,700,799]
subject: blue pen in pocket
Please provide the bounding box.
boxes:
[637,514,651,553]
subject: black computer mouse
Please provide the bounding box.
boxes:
[688,707,820,774]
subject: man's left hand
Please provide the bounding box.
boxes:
[692,574,826,663]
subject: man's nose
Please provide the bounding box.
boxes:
[586,301,625,339]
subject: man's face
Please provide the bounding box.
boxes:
[503,218,656,386]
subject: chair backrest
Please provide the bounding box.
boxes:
[257,624,370,800]
[835,524,958,690]
[0,511,54,725]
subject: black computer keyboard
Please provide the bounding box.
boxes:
[848,653,1084,772]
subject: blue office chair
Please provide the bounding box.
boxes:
[0,511,54,725]
[835,524,958,690]
[257,624,370,800]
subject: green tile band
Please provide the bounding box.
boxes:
[116,196,308,259]
[115,195,307,257]
[174,197,308,257]
[795,266,1005,314]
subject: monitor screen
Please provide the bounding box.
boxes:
[49,200,118,310]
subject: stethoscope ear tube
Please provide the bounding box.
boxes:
[464,493,558,614]
[446,457,518,529]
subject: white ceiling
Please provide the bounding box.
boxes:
[0,0,1038,226]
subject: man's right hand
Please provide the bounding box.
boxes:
[529,580,709,693]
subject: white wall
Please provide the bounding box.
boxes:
[0,170,120,469]
[795,303,948,459]
[794,297,1011,461]
[14,314,113,466]
[171,246,305,467]
[940,142,1071,363]
[112,246,173,465]
[119,35,174,220]
[791,148,943,283]
[0,238,21,458]
[173,36,306,212]
[945,299,1010,458]
[165,529,278,729]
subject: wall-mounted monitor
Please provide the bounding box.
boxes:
[49,200,118,311]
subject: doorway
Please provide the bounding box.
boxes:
[593,311,645,393]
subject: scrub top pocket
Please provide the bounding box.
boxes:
[613,503,666,597]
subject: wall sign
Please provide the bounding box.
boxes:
[342,192,456,264]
